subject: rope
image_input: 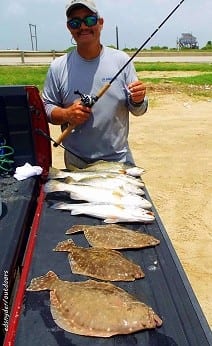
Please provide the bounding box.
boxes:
[0,140,15,173]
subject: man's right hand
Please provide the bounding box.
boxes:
[51,99,91,126]
[64,99,91,126]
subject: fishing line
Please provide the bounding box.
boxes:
[35,129,89,165]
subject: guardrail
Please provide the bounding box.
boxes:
[0,50,64,64]
[0,50,211,65]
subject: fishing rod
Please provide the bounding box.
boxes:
[54,0,185,147]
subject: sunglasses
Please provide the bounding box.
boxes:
[67,15,98,30]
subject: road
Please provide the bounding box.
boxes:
[0,54,212,65]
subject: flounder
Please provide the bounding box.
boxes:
[66,224,160,249]
[53,239,144,281]
[27,271,162,337]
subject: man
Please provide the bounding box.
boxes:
[42,0,148,167]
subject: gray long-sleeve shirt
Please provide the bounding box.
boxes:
[42,46,148,165]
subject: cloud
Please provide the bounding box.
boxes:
[0,0,211,50]
[5,2,26,17]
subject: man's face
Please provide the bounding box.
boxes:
[67,7,103,46]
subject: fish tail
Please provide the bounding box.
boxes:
[26,271,58,291]
[53,239,75,252]
[48,167,60,179]
[44,180,69,193]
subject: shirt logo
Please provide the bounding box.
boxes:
[102,77,112,82]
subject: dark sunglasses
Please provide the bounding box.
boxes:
[67,15,98,29]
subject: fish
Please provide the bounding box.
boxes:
[65,224,160,249]
[66,160,145,177]
[44,180,152,209]
[48,166,144,187]
[53,238,145,281]
[48,166,118,181]
[50,202,155,223]
[64,176,145,195]
[27,271,162,337]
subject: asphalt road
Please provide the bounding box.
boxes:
[0,55,212,65]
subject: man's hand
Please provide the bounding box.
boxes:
[64,99,91,126]
[128,80,146,104]
[51,99,91,126]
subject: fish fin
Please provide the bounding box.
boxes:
[138,189,145,196]
[143,201,152,209]
[65,226,83,235]
[64,176,76,184]
[51,202,73,210]
[112,188,124,197]
[119,169,126,174]
[53,239,75,252]
[104,218,120,224]
[71,209,82,215]
[126,166,145,177]
[26,271,58,291]
[50,291,74,333]
[69,192,82,200]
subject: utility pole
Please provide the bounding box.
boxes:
[116,25,119,50]
[29,24,38,51]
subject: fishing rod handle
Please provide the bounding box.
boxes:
[53,123,75,147]
[96,83,111,98]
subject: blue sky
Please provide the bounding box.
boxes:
[0,0,211,51]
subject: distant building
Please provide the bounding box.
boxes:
[177,33,199,49]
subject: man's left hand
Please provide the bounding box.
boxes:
[128,81,146,104]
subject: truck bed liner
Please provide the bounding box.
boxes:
[0,177,39,342]
[4,187,212,345]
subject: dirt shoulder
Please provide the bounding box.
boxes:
[50,90,212,327]
[129,92,212,327]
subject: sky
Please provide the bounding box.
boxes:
[0,0,211,51]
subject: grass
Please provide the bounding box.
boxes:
[0,63,211,97]
[135,62,212,98]
[134,62,212,72]
[0,66,48,90]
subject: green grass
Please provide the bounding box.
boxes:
[135,62,212,97]
[134,62,212,72]
[0,64,211,97]
[168,73,212,85]
[0,66,48,90]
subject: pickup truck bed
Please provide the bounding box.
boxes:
[4,185,212,346]
[1,86,211,345]
[0,176,39,343]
